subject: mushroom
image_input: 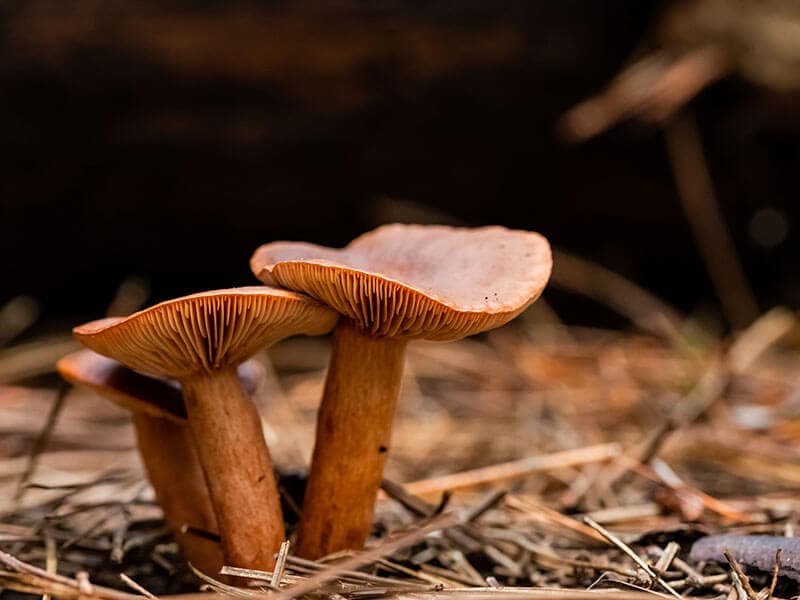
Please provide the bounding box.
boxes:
[250,223,552,558]
[71,287,339,569]
[57,349,264,575]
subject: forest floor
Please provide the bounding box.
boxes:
[2,281,800,599]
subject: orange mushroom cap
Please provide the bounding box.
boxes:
[250,224,552,340]
[72,287,338,380]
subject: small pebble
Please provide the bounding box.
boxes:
[690,535,800,581]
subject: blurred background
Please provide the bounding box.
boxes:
[1,0,798,335]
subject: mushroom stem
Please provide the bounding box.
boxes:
[296,319,408,559]
[181,367,284,569]
[131,413,222,575]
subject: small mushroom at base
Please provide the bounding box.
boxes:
[57,349,265,576]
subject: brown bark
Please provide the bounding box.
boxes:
[132,413,222,575]
[295,320,408,559]
[181,368,284,570]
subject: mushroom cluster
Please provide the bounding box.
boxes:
[62,224,552,576]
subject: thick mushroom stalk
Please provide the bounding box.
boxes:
[57,350,264,576]
[301,320,407,554]
[72,287,338,569]
[251,224,552,558]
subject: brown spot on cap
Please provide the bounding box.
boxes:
[73,287,338,380]
[250,224,551,340]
